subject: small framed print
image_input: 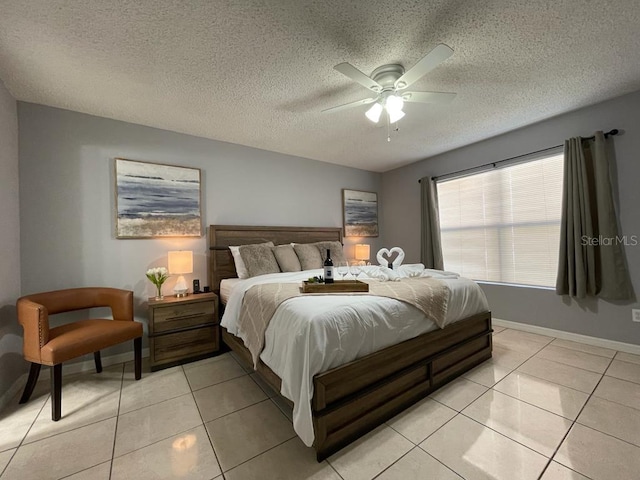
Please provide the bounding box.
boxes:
[342,189,379,237]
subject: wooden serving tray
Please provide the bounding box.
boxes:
[301,280,369,293]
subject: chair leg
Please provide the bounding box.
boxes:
[51,364,62,421]
[134,337,142,380]
[19,363,42,404]
[94,351,103,373]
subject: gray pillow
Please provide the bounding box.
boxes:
[315,241,347,265]
[230,241,274,279]
[294,243,323,270]
[272,244,302,272]
[239,243,281,278]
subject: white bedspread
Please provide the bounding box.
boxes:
[221,266,488,446]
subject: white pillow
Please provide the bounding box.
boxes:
[230,242,274,279]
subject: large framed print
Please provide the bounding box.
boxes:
[115,158,202,238]
[342,189,379,237]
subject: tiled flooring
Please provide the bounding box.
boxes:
[1,327,640,479]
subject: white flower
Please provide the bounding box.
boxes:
[146,266,169,287]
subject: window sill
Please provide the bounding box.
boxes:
[475,280,555,292]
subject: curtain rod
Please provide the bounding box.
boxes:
[419,129,619,183]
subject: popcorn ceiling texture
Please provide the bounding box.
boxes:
[0,0,639,172]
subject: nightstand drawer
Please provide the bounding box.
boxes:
[153,301,216,334]
[152,326,219,364]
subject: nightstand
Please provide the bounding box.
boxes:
[147,292,219,371]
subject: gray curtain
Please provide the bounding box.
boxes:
[556,131,633,300]
[420,176,444,270]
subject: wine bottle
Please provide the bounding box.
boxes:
[324,249,334,283]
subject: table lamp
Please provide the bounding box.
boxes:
[168,251,193,297]
[354,244,370,265]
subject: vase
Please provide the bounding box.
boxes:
[155,284,164,301]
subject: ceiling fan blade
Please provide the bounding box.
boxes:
[334,63,383,92]
[394,44,454,90]
[321,97,378,114]
[402,91,456,104]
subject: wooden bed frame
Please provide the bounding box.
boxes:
[208,225,492,461]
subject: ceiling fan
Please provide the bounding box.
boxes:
[323,44,456,126]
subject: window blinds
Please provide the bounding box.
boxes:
[437,152,564,287]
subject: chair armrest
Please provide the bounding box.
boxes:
[105,289,134,321]
[17,297,50,363]
[23,287,134,320]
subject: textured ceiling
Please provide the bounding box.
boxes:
[1,1,640,172]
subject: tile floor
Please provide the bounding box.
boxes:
[1,327,640,479]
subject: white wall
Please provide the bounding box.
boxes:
[381,90,640,345]
[18,103,382,354]
[0,79,23,403]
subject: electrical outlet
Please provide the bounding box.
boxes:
[633,309,640,323]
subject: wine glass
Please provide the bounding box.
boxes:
[337,262,348,281]
[350,263,362,281]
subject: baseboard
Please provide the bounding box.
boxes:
[493,318,640,355]
[0,348,150,413]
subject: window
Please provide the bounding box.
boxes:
[437,150,564,287]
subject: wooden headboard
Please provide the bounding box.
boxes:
[208,225,343,294]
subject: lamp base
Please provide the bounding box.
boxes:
[173,275,190,298]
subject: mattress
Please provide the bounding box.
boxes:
[220,278,242,304]
[220,266,489,446]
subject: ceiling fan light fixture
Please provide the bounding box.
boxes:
[365,102,383,123]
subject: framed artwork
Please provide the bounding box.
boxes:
[115,158,202,238]
[342,189,379,237]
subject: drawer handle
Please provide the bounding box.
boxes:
[166,313,207,321]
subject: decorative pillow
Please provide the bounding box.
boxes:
[294,243,324,270]
[272,244,302,272]
[230,242,274,278]
[239,243,281,278]
[315,241,347,265]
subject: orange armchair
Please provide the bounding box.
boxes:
[17,287,143,421]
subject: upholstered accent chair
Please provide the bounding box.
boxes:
[16,287,143,421]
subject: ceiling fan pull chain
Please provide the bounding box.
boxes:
[387,114,391,142]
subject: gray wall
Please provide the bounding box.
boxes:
[0,80,24,401]
[18,103,382,355]
[381,90,640,345]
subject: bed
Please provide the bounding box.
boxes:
[208,225,492,461]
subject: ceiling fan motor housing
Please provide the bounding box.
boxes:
[370,64,405,90]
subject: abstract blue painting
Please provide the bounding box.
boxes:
[343,189,378,237]
[115,158,202,238]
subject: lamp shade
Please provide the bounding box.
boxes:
[365,102,383,123]
[385,95,404,113]
[354,244,370,261]
[168,251,193,275]
[388,108,405,123]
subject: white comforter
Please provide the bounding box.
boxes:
[221,266,488,446]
